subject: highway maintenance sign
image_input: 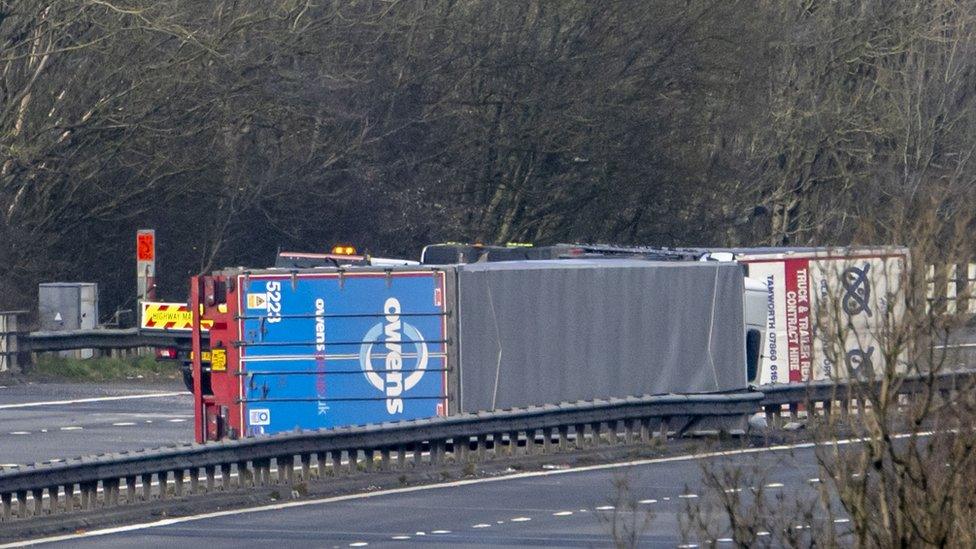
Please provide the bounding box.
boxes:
[141,301,211,331]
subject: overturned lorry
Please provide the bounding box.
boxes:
[190,259,762,442]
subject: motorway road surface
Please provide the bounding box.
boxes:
[0,382,192,467]
[40,441,840,548]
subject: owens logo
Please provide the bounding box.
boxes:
[358,297,428,414]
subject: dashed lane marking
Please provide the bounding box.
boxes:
[472,524,492,528]
[510,517,531,522]
[9,431,30,435]
[765,483,784,488]
[112,422,137,427]
[595,506,614,510]
[59,426,83,431]
[553,511,574,516]
[7,430,936,548]
[638,499,657,504]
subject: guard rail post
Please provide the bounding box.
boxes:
[0,311,27,373]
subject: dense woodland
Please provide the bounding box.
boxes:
[1,0,975,318]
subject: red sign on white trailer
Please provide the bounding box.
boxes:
[738,248,908,384]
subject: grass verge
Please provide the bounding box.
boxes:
[29,354,179,382]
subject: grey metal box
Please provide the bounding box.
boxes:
[38,283,99,331]
[38,283,99,359]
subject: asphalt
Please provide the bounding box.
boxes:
[0,382,193,467]
[46,442,831,548]
[6,325,970,547]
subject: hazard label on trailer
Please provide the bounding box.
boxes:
[141,302,212,331]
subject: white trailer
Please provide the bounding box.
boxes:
[700,247,909,384]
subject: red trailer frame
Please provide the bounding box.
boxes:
[191,274,243,443]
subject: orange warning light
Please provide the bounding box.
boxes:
[331,244,357,255]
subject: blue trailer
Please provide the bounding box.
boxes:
[193,270,451,440]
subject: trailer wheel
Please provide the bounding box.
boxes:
[181,365,194,393]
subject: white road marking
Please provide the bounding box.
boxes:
[677,544,699,548]
[391,535,410,540]
[9,431,30,435]
[717,538,734,543]
[765,483,784,488]
[679,494,699,499]
[0,464,19,468]
[553,511,574,516]
[7,431,937,548]
[431,530,451,534]
[639,499,657,504]
[472,523,492,528]
[510,517,531,522]
[349,543,368,547]
[112,422,136,426]
[933,342,976,349]
[757,531,770,536]
[595,505,615,510]
[663,497,671,501]
[59,426,83,431]
[808,478,822,483]
[167,418,186,423]
[414,532,425,536]
[40,429,48,433]
[0,391,187,410]
[723,488,742,493]
[834,518,850,524]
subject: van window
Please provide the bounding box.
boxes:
[746,329,762,383]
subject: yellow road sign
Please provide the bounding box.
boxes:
[141,302,212,331]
